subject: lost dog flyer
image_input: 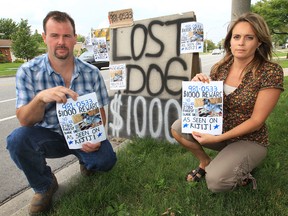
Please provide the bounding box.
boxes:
[181,81,223,135]
[56,92,106,149]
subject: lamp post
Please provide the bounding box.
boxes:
[205,32,208,53]
[231,0,251,20]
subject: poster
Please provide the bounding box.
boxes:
[181,81,223,135]
[91,37,109,62]
[109,63,127,90]
[180,22,204,53]
[56,92,106,149]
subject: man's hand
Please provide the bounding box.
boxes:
[36,86,78,104]
[16,86,79,126]
[81,142,101,153]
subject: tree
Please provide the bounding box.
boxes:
[0,18,18,39]
[32,30,47,55]
[77,34,85,43]
[251,0,288,45]
[11,19,39,61]
[204,39,216,52]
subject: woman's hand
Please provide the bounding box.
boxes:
[81,142,101,153]
[192,73,210,83]
[192,131,219,145]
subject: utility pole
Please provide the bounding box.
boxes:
[231,0,251,21]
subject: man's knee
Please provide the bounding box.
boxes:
[85,140,117,172]
[6,127,29,153]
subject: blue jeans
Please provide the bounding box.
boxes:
[6,126,117,193]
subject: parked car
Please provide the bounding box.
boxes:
[211,49,222,55]
[79,51,109,70]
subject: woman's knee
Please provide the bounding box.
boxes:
[205,172,233,192]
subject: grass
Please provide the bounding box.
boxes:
[46,77,288,216]
[0,62,23,76]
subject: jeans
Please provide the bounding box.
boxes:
[6,126,117,193]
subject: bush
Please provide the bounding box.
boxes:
[0,53,8,63]
[13,58,25,63]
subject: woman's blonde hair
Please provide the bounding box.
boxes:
[211,12,273,77]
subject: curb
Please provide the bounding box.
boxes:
[0,140,130,216]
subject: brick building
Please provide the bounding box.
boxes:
[0,39,12,62]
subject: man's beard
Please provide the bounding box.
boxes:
[54,46,69,60]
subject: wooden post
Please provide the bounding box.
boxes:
[190,14,202,79]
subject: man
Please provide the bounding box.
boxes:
[6,11,117,215]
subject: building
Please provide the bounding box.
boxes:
[0,39,13,62]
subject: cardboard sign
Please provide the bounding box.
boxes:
[108,8,134,28]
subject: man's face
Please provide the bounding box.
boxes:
[42,19,77,60]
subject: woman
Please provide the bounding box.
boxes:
[171,12,284,192]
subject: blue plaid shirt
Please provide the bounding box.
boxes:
[15,54,109,134]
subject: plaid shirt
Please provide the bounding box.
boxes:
[15,54,109,134]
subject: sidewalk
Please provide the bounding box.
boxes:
[0,139,129,216]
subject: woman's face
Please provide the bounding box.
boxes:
[230,21,261,61]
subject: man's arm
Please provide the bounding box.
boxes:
[17,86,78,126]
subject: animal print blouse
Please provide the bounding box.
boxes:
[210,60,284,147]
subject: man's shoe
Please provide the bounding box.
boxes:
[28,173,58,215]
[80,164,96,177]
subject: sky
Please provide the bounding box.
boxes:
[1,0,260,44]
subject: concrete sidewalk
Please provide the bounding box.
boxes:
[0,139,129,216]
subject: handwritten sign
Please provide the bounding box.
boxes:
[57,92,106,149]
[108,8,134,28]
[181,81,223,135]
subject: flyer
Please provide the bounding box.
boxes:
[181,81,223,135]
[56,92,106,149]
[180,21,204,53]
[91,37,109,62]
[109,63,127,90]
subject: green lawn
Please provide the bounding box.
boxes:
[48,77,288,216]
[0,62,23,76]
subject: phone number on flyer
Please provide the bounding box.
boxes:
[61,98,94,110]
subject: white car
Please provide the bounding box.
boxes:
[79,51,109,69]
[211,49,222,55]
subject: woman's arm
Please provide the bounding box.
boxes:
[192,88,282,144]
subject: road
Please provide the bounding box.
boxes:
[0,54,222,205]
